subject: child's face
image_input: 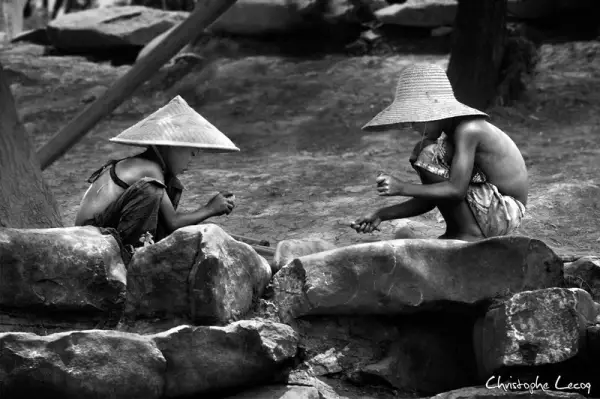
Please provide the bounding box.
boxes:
[411,121,443,140]
[165,147,198,174]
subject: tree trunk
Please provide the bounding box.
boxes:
[0,62,63,228]
[447,0,508,110]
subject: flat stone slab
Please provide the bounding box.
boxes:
[273,236,563,319]
[223,385,319,399]
[46,6,188,51]
[0,318,298,398]
[151,319,298,397]
[273,238,337,273]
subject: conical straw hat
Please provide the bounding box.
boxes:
[109,96,240,153]
[362,63,488,132]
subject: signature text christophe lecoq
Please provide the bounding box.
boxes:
[487,376,592,395]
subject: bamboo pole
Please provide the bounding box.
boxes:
[37,0,237,170]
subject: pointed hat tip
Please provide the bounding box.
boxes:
[109,96,240,152]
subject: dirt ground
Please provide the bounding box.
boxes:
[2,34,600,259]
[1,29,599,399]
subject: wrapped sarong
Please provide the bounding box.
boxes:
[411,134,526,238]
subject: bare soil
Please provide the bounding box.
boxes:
[2,35,599,258]
[1,29,600,399]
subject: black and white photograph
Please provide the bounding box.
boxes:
[0,0,599,397]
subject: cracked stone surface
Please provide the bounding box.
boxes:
[475,287,600,375]
[272,236,563,319]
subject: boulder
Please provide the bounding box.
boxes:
[273,236,563,320]
[223,385,319,399]
[136,23,178,62]
[432,386,587,399]
[296,313,478,394]
[126,224,272,325]
[374,0,457,28]
[207,0,318,36]
[0,226,126,332]
[273,238,337,274]
[10,28,51,46]
[0,329,165,399]
[564,257,600,300]
[474,288,599,376]
[150,319,298,397]
[284,367,343,399]
[46,6,188,51]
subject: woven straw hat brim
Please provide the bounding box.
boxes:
[110,95,240,153]
[362,63,489,132]
[362,99,488,132]
[109,138,240,152]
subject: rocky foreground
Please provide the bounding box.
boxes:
[0,224,599,398]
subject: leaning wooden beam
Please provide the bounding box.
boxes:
[37,0,237,170]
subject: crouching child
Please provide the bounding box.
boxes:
[352,64,528,241]
[75,95,239,261]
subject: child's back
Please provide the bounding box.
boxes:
[452,118,528,205]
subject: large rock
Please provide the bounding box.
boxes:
[374,0,457,28]
[0,329,165,399]
[474,288,599,376]
[0,319,298,399]
[284,367,340,399]
[296,313,478,394]
[564,257,600,300]
[0,226,126,332]
[273,238,337,274]
[126,224,272,325]
[207,0,318,36]
[150,319,298,397]
[224,385,319,399]
[273,237,563,320]
[136,23,178,62]
[46,6,188,51]
[432,386,587,399]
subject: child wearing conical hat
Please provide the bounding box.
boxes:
[75,96,239,260]
[351,63,528,241]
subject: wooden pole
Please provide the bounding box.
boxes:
[37,0,237,170]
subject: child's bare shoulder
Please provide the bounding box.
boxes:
[455,118,489,136]
[121,157,164,182]
[453,118,498,149]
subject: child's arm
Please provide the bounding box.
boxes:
[380,128,479,200]
[352,198,435,234]
[159,192,234,233]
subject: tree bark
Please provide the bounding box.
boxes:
[447,0,508,110]
[0,62,63,228]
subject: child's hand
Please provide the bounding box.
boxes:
[351,212,381,234]
[376,172,405,196]
[206,192,235,216]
